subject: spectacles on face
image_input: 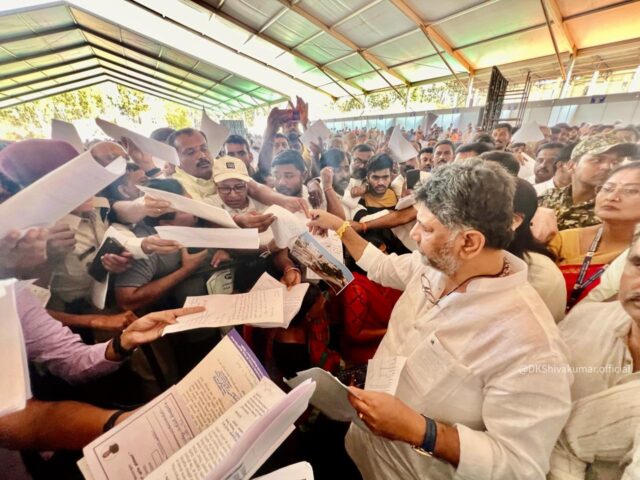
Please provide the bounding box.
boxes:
[420,273,438,305]
[596,183,640,198]
[218,184,247,195]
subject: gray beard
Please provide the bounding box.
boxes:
[419,235,460,277]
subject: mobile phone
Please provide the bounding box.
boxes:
[288,109,300,122]
[406,169,421,190]
[88,237,125,282]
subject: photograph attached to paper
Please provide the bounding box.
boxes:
[290,232,353,293]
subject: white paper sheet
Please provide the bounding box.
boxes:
[163,288,285,334]
[388,126,418,164]
[250,273,310,328]
[263,205,307,249]
[511,121,545,143]
[300,120,332,149]
[517,152,536,180]
[253,462,314,480]
[285,368,365,429]
[51,118,85,153]
[137,185,238,228]
[0,151,126,238]
[421,112,438,135]
[364,356,407,395]
[155,226,259,250]
[0,279,31,417]
[96,118,180,165]
[200,111,230,157]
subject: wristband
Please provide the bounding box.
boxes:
[335,221,351,239]
[412,416,437,456]
[112,332,136,358]
[284,265,301,275]
[103,409,128,432]
[145,167,161,177]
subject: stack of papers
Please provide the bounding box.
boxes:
[250,273,310,328]
[0,279,31,417]
[163,288,286,334]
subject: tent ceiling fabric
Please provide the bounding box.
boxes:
[0,0,639,110]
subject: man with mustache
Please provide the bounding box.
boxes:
[167,128,305,232]
[540,134,625,231]
[307,159,572,480]
[550,231,640,479]
[491,122,513,151]
[530,142,564,183]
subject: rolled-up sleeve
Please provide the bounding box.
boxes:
[356,244,420,291]
[454,356,572,480]
[18,286,121,384]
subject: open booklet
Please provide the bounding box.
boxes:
[265,205,354,293]
[0,279,31,417]
[80,330,316,480]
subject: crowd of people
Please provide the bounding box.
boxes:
[1,93,640,480]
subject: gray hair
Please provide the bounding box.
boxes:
[415,158,516,249]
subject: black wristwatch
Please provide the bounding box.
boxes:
[112,332,136,358]
[145,167,161,177]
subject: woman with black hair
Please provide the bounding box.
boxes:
[510,178,567,322]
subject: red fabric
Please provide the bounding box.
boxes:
[560,263,605,309]
[338,272,402,365]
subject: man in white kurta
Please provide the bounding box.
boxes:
[550,235,640,480]
[344,246,572,479]
[309,159,573,480]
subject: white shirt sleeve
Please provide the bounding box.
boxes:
[356,244,420,291]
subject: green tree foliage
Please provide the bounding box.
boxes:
[0,84,154,140]
[109,85,149,122]
[163,102,196,129]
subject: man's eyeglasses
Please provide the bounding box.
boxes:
[421,273,438,305]
[218,184,247,195]
[595,183,640,198]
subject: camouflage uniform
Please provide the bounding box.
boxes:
[539,133,624,231]
[539,185,600,231]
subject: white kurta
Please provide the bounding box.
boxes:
[551,299,639,480]
[345,245,573,480]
